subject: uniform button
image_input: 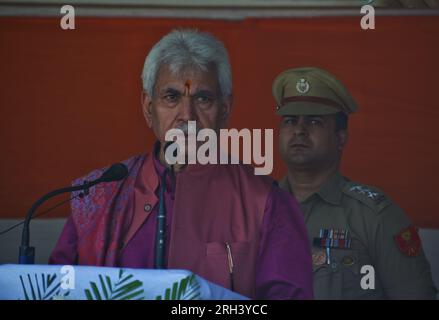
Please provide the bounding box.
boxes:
[144,203,152,212]
[342,255,355,266]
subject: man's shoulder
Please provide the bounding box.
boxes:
[341,179,393,214]
[70,154,146,217]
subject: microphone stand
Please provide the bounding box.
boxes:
[19,162,128,264]
[19,180,100,264]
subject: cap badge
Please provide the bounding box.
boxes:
[296,78,310,94]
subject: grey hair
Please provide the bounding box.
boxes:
[141,29,232,99]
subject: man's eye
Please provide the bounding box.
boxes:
[309,119,323,126]
[164,94,179,103]
[196,95,212,104]
[284,118,296,125]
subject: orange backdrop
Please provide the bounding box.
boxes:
[1,16,438,227]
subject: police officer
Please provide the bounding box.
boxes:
[273,67,437,299]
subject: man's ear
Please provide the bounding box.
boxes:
[337,129,348,151]
[141,90,153,128]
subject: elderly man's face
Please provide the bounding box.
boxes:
[142,64,232,148]
[279,114,347,170]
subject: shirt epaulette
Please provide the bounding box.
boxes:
[342,181,391,213]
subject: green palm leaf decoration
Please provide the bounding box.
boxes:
[84,269,144,300]
[19,273,70,300]
[155,274,201,300]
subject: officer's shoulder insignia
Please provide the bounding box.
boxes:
[394,225,421,256]
[343,182,391,213]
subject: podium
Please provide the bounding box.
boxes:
[0,264,248,300]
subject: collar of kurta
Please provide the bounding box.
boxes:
[121,142,163,249]
[122,141,212,249]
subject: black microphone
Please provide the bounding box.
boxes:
[18,163,128,264]
[97,163,129,183]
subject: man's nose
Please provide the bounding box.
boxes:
[177,97,197,122]
[293,117,309,137]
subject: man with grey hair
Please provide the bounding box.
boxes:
[50,29,313,300]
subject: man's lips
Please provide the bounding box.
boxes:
[290,142,310,148]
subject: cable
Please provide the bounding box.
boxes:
[0,194,81,236]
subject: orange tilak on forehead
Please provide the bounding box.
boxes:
[183,80,192,96]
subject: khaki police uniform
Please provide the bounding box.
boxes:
[273,67,437,299]
[279,173,436,299]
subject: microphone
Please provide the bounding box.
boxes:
[97,163,129,183]
[18,163,128,264]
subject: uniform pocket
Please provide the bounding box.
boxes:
[312,248,361,299]
[338,249,385,299]
[333,249,364,299]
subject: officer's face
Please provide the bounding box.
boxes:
[141,64,232,150]
[279,114,347,169]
